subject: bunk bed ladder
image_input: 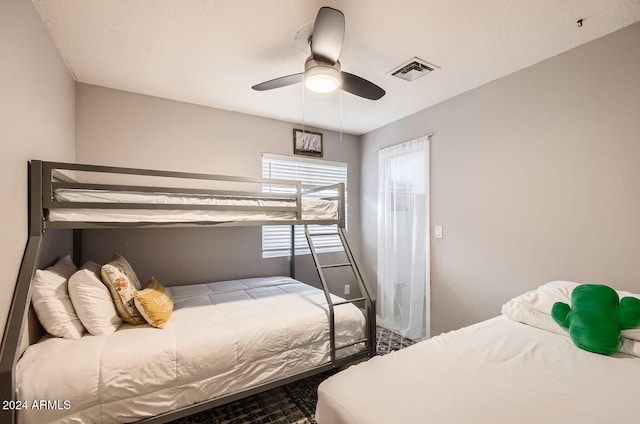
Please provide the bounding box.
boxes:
[304,225,376,363]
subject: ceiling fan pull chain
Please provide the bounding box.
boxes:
[339,88,343,142]
[302,83,306,134]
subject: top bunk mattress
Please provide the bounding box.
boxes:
[49,188,338,223]
[17,276,365,424]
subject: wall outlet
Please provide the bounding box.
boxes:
[344,284,350,295]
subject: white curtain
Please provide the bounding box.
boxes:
[377,136,429,339]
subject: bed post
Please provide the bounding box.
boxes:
[337,183,345,229]
[0,161,44,424]
[73,229,83,265]
[289,225,296,279]
[291,179,302,280]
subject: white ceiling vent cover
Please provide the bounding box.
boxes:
[389,57,439,81]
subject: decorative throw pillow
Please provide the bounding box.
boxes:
[101,253,145,325]
[31,255,85,339]
[81,260,102,276]
[69,262,122,336]
[133,277,174,328]
[551,284,640,355]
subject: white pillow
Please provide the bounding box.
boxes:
[69,262,122,336]
[31,255,85,339]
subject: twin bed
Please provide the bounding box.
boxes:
[0,161,374,423]
[316,280,640,423]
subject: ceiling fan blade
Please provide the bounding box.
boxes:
[310,7,345,64]
[341,72,385,100]
[251,73,305,91]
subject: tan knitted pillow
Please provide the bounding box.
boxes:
[133,277,173,328]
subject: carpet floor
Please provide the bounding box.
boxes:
[170,327,415,424]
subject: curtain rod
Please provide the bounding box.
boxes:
[377,133,434,151]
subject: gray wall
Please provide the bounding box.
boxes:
[361,23,640,336]
[75,84,362,292]
[0,0,75,334]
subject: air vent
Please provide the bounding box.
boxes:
[389,57,439,82]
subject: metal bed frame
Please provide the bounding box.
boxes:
[0,160,376,424]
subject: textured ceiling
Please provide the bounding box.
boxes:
[33,0,640,135]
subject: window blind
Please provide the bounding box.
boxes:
[262,153,347,258]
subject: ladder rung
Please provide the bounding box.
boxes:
[308,232,340,237]
[336,338,368,349]
[333,297,365,306]
[320,263,352,269]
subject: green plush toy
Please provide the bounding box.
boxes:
[551,284,640,355]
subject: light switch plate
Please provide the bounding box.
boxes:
[435,225,443,239]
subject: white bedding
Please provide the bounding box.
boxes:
[17,276,365,424]
[50,189,338,223]
[316,315,640,424]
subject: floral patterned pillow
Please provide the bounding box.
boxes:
[101,253,145,325]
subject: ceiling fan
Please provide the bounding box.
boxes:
[251,7,385,100]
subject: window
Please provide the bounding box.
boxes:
[262,153,347,258]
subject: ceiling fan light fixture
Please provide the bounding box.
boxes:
[304,60,341,93]
[305,72,340,93]
[252,7,384,100]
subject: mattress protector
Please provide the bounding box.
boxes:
[17,276,365,423]
[50,189,338,222]
[315,316,640,424]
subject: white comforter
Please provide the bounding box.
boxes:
[316,315,640,424]
[17,276,365,423]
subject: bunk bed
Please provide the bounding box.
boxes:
[0,160,376,424]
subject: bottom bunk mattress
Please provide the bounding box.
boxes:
[315,315,640,424]
[16,276,366,424]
